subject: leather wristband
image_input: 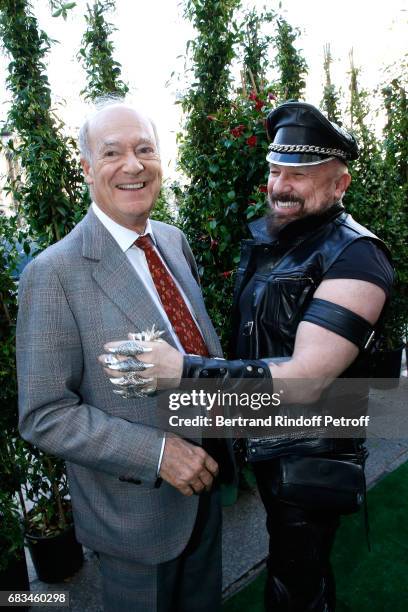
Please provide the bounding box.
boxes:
[181,355,272,386]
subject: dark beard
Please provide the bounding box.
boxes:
[266,193,305,236]
[265,195,340,237]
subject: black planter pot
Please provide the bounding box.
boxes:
[370,343,405,389]
[0,548,30,611]
[25,523,83,583]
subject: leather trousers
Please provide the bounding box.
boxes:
[254,459,340,612]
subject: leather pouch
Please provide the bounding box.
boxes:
[277,455,365,515]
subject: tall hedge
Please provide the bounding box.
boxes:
[345,56,407,345]
[177,5,307,348]
[0,0,86,246]
[78,0,128,101]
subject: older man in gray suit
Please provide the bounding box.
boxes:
[16,100,227,611]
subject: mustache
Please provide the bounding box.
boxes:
[269,193,305,206]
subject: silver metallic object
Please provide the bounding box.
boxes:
[129,325,165,343]
[106,327,165,398]
[113,385,156,399]
[107,340,152,357]
[112,373,157,398]
[104,355,153,372]
[109,374,154,387]
[267,142,349,159]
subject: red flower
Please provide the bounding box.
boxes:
[219,270,233,278]
[268,92,277,101]
[249,91,264,110]
[246,135,257,147]
[258,185,268,193]
[207,115,217,121]
[210,238,219,251]
[230,124,245,137]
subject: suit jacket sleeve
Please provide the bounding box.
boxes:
[16,256,163,486]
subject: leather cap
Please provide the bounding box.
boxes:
[266,101,359,165]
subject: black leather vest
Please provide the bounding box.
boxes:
[231,203,390,379]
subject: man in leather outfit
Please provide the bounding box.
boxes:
[102,102,393,611]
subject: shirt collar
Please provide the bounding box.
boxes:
[91,202,156,252]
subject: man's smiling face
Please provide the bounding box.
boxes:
[267,159,350,228]
[81,106,162,232]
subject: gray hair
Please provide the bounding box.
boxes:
[78,95,160,163]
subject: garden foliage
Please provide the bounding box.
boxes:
[0,0,406,573]
[177,0,406,350]
[0,0,127,567]
[0,0,87,246]
[78,0,128,101]
[177,2,307,347]
[345,55,408,345]
[321,44,342,125]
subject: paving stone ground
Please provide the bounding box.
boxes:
[25,380,408,610]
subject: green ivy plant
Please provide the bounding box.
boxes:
[176,3,308,349]
[346,55,407,348]
[273,16,308,102]
[0,213,28,571]
[380,67,408,346]
[77,0,128,101]
[0,0,87,247]
[150,183,177,225]
[321,43,342,125]
[0,493,24,573]
[0,0,87,551]
[49,1,77,20]
[239,7,275,94]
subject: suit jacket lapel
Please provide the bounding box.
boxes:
[81,209,174,343]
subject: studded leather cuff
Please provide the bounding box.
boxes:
[181,355,272,386]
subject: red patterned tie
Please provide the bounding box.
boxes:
[135,235,209,356]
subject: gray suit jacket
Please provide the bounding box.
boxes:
[16,208,223,564]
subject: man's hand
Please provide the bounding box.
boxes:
[159,436,219,496]
[133,339,183,387]
[99,336,184,391]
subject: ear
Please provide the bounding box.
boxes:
[81,158,94,185]
[334,171,351,200]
